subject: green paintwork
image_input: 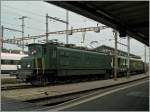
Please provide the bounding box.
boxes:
[18,43,144,81]
[20,44,112,74]
[56,47,112,70]
[130,59,144,72]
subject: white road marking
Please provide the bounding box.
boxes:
[48,80,149,111]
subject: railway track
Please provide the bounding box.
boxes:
[1,73,147,91]
[1,83,33,90]
[1,80,97,91]
[0,80,84,91]
[1,75,105,91]
[1,74,148,111]
[24,77,148,110]
[24,88,97,107]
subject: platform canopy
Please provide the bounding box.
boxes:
[48,1,149,46]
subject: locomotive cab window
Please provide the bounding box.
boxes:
[28,44,43,56]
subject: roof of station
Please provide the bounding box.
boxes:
[48,1,149,46]
[95,45,141,59]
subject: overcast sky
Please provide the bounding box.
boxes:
[1,1,149,62]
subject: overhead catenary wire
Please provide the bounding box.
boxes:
[3,5,45,18]
[2,9,46,25]
[2,6,46,27]
[3,26,108,43]
[2,10,23,17]
[1,20,20,28]
[26,26,45,32]
[3,5,67,24]
[2,21,45,35]
[28,18,45,25]
[2,6,67,29]
[2,4,109,49]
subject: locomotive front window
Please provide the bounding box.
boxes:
[28,44,42,56]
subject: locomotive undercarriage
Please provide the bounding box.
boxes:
[25,69,112,86]
[27,69,56,86]
[18,68,145,86]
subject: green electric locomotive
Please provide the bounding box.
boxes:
[17,43,112,85]
[17,42,145,85]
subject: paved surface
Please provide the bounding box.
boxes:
[2,73,148,101]
[1,77,149,111]
[1,97,44,111]
[62,80,149,111]
[1,73,148,111]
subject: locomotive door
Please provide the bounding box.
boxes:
[36,58,44,75]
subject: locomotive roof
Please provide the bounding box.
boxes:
[27,43,142,60]
[28,43,109,55]
[28,43,43,46]
[57,46,110,56]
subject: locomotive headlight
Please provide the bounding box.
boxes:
[27,64,31,68]
[31,50,36,55]
[17,65,21,69]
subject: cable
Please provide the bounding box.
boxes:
[3,5,66,24]
[3,5,45,18]
[27,17,45,25]
[2,6,51,25]
[2,10,23,17]
[2,24,20,30]
[26,26,45,32]
[3,6,45,24]
[1,20,20,27]
[2,19,45,33]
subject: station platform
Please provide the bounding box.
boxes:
[1,96,44,111]
[1,73,148,111]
